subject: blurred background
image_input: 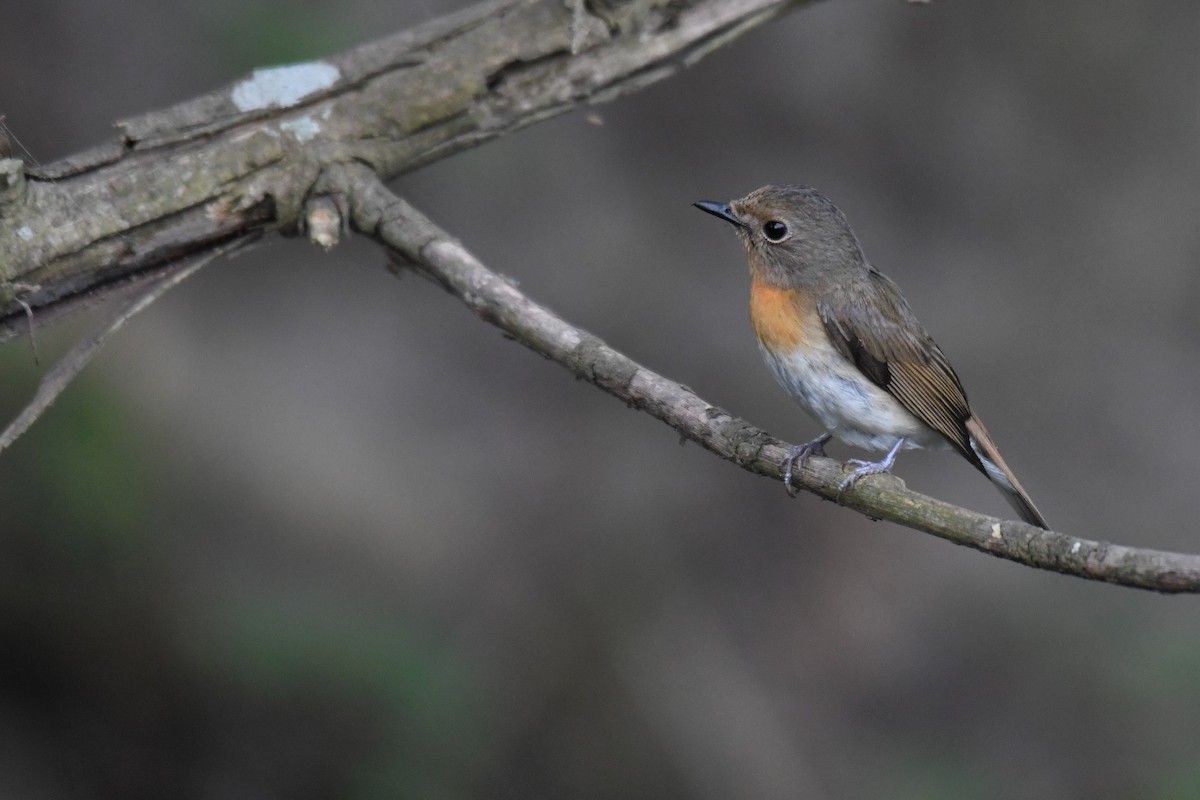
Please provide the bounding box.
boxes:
[3,0,1200,797]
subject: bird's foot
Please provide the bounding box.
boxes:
[783,433,832,497]
[836,438,906,497]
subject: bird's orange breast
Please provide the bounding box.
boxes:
[749,281,817,352]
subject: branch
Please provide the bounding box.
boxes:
[327,162,1200,594]
[0,0,806,338]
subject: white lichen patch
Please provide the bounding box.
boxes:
[280,115,322,142]
[231,62,340,111]
[17,226,32,240]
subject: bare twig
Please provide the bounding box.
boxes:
[327,162,1200,594]
[0,236,256,454]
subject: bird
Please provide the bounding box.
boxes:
[694,184,1048,529]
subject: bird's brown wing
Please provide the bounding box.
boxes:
[816,267,976,463]
[816,267,1049,529]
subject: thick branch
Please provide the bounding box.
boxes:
[0,0,806,338]
[329,162,1200,594]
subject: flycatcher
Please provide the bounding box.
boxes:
[695,185,1048,529]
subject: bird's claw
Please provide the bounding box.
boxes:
[835,438,906,498]
[783,433,832,497]
[836,460,891,495]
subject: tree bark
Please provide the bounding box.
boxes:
[0,0,804,336]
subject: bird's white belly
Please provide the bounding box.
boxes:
[759,340,947,453]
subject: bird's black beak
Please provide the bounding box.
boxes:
[693,200,746,229]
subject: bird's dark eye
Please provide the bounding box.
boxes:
[763,220,789,242]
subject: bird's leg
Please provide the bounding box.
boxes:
[838,437,907,495]
[783,432,832,497]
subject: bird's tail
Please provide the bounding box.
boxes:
[963,416,1049,529]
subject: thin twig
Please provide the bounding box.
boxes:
[329,161,1200,594]
[0,237,255,454]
